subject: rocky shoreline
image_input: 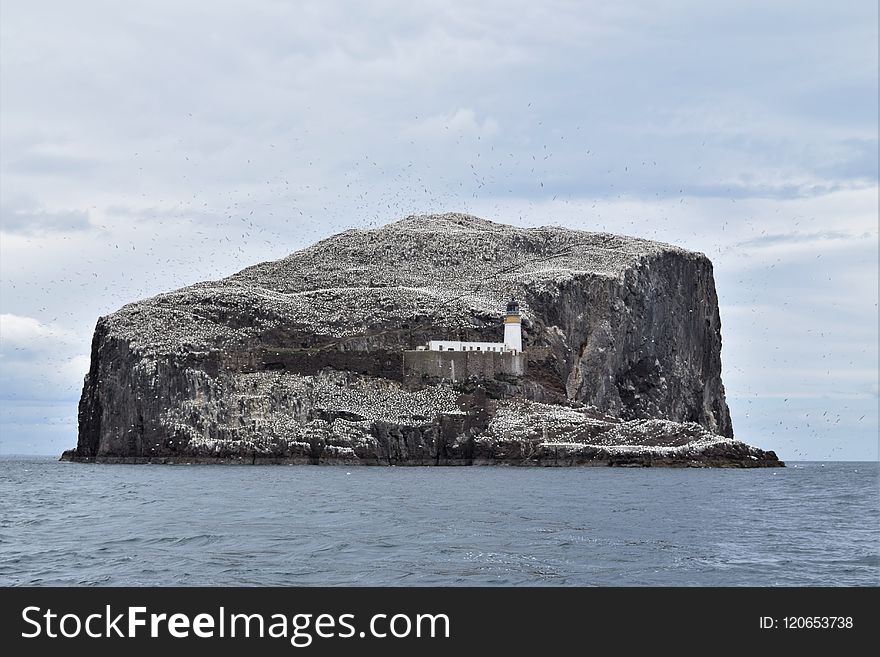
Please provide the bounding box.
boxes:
[61,452,783,468]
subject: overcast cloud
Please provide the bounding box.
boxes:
[1,0,877,459]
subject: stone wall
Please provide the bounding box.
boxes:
[403,349,526,383]
[261,347,405,381]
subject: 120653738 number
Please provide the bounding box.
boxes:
[783,617,853,629]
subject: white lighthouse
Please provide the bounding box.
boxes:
[503,299,522,353]
[421,300,524,354]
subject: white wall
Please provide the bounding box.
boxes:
[503,320,523,352]
[427,340,508,352]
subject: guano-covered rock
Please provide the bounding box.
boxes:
[65,213,782,467]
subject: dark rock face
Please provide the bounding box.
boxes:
[69,213,781,467]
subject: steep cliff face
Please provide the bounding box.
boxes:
[69,213,777,466]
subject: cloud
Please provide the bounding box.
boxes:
[734,231,856,248]
[402,108,500,142]
[0,200,92,234]
[0,313,77,348]
[3,148,100,177]
[0,314,87,404]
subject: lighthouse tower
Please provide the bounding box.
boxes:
[503,299,523,353]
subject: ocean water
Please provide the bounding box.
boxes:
[0,457,877,586]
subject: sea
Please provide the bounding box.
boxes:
[0,457,877,586]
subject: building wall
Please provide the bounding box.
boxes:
[403,349,526,383]
[427,340,509,353]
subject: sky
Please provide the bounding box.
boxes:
[0,0,877,460]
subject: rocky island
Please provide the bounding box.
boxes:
[62,213,782,467]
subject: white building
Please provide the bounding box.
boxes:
[418,300,523,354]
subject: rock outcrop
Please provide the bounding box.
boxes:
[65,213,782,467]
